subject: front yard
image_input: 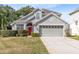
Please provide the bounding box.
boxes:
[0,37,48,54]
[71,36,79,40]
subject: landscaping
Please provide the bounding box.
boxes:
[0,30,41,37]
[71,36,79,40]
[0,37,48,54]
[31,32,40,37]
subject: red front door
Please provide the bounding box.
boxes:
[28,26,32,35]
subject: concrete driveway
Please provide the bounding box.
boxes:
[41,37,79,54]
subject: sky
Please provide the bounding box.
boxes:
[5,4,79,23]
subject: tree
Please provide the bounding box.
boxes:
[16,6,34,18]
[0,5,34,30]
[0,5,18,30]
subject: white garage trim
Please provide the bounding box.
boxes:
[63,25,65,37]
[39,25,64,37]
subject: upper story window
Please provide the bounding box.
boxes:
[75,20,78,25]
[35,11,42,19]
[36,13,40,19]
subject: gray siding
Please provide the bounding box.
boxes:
[33,15,68,36]
[39,16,66,25]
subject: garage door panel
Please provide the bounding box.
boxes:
[40,25,63,37]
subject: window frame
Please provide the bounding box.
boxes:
[35,11,42,19]
[17,24,24,30]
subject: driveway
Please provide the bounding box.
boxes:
[41,37,79,54]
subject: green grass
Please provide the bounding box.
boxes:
[71,36,79,40]
[0,37,48,54]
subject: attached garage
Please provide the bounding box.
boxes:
[40,25,64,37]
[33,12,69,37]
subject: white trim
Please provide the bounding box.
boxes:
[39,24,64,25]
[35,11,42,19]
[63,25,65,37]
[39,25,64,37]
[35,12,68,25]
[24,24,26,30]
[11,9,39,25]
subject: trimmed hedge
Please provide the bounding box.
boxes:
[31,32,40,37]
[17,30,28,36]
[1,30,18,37]
[0,30,28,37]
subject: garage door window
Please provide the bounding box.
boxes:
[49,26,51,28]
[40,25,63,28]
[60,26,63,28]
[51,26,54,28]
[54,26,63,28]
[43,26,44,28]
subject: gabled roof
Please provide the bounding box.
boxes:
[11,9,62,25]
[69,8,79,15]
[34,12,68,25]
[42,9,62,16]
[11,9,40,25]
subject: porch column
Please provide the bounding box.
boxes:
[24,24,26,30]
[12,24,17,30]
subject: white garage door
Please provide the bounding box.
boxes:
[40,25,63,37]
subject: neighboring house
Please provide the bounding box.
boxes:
[11,9,69,37]
[69,9,79,35]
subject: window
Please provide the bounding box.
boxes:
[35,13,40,19]
[42,11,45,13]
[54,26,57,28]
[43,26,44,28]
[52,26,54,28]
[59,26,63,28]
[17,24,24,30]
[49,26,51,28]
[35,11,42,19]
[46,26,48,28]
[75,20,78,25]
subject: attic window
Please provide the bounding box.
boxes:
[35,11,42,19]
[35,12,40,19]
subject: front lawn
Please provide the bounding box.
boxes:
[71,36,79,40]
[0,37,48,54]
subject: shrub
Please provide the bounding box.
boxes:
[1,30,18,37]
[0,30,1,35]
[0,30,1,37]
[66,32,71,37]
[17,30,28,36]
[31,32,40,37]
[71,35,77,37]
[0,30,28,37]
[65,29,71,37]
[22,30,29,36]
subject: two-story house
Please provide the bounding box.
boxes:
[69,8,79,35]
